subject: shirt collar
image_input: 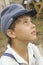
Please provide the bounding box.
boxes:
[7,44,28,64]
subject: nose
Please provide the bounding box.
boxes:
[31,23,36,29]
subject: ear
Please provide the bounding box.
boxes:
[6,29,16,38]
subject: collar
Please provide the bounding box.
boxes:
[6,42,37,65]
[7,44,28,64]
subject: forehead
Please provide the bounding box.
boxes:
[19,15,31,19]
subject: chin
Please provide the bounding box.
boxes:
[31,36,37,41]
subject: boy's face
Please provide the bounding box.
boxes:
[13,15,36,42]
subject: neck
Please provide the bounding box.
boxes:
[11,39,29,61]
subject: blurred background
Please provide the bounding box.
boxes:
[0,0,43,56]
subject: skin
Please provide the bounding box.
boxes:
[7,15,37,62]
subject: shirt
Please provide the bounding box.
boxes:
[0,43,43,65]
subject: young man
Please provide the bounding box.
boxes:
[0,4,43,65]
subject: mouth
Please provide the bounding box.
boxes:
[31,31,36,35]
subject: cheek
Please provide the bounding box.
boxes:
[15,26,31,40]
[15,27,36,41]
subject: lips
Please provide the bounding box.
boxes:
[31,31,36,35]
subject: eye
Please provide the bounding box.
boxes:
[23,21,28,24]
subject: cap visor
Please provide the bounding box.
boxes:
[24,9,37,17]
